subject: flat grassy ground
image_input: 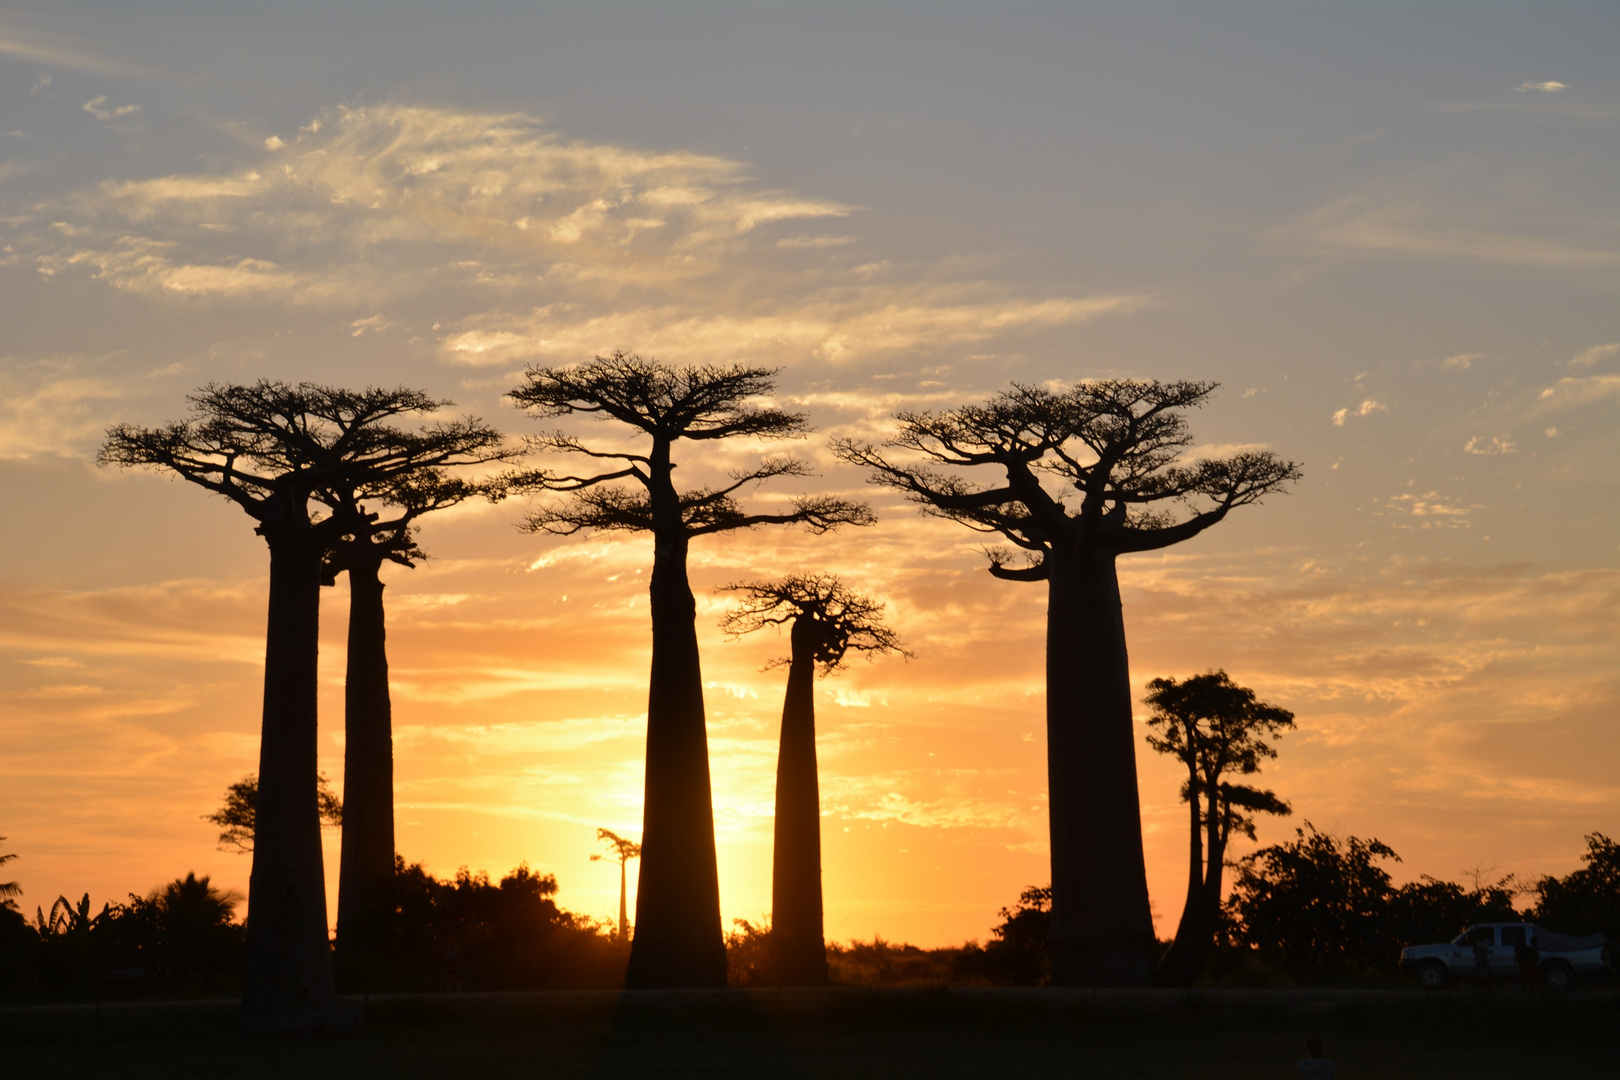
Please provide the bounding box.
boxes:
[5,985,1616,1079]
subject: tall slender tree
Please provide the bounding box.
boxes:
[591,828,642,944]
[720,574,906,985]
[319,464,506,973]
[1143,670,1293,986]
[508,353,873,987]
[836,380,1300,986]
[100,382,504,1031]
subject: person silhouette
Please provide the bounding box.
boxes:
[1298,1036,1334,1079]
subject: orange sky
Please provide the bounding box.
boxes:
[1,4,1616,946]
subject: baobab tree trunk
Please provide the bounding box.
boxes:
[1044,544,1156,987]
[624,526,727,987]
[771,619,829,985]
[241,525,350,1032]
[334,555,395,975]
[1155,783,1208,986]
[618,858,629,945]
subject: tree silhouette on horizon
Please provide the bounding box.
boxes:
[507,353,873,988]
[836,380,1300,987]
[319,451,508,973]
[0,837,19,910]
[590,828,642,945]
[100,381,505,1032]
[721,574,907,986]
[1143,670,1293,986]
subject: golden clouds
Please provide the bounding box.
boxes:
[19,102,1143,371]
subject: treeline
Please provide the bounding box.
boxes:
[0,860,624,1003]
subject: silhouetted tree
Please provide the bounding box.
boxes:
[720,574,907,985]
[0,837,18,909]
[319,458,507,969]
[100,381,500,1031]
[837,381,1300,986]
[1533,833,1620,939]
[955,885,1053,986]
[1144,670,1293,986]
[590,828,641,944]
[204,772,343,854]
[508,353,873,987]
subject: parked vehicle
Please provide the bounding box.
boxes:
[1400,923,1611,990]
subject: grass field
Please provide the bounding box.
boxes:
[5,985,1616,1079]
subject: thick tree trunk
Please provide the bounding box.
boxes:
[771,621,829,985]
[241,526,352,1032]
[334,555,395,976]
[1154,778,1207,986]
[624,527,727,987]
[1044,544,1155,987]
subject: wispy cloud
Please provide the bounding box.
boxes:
[1463,434,1516,455]
[1514,81,1568,93]
[1569,342,1618,368]
[17,102,1145,369]
[1443,352,1481,371]
[1332,398,1386,426]
[81,96,140,122]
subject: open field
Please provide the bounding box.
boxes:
[5,986,1616,1079]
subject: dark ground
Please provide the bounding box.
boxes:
[4,985,1616,1079]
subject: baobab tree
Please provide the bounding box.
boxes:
[590,828,642,944]
[508,353,873,987]
[1144,670,1293,986]
[319,464,506,971]
[835,380,1300,986]
[720,574,907,985]
[100,381,505,1031]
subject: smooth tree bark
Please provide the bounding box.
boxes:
[836,381,1300,987]
[1143,671,1293,986]
[720,575,906,985]
[320,469,506,976]
[100,382,503,1032]
[508,353,873,987]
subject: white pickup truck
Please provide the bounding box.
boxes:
[1400,922,1611,990]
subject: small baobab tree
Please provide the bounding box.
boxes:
[319,461,507,969]
[1144,670,1293,986]
[507,353,873,987]
[591,828,642,944]
[100,381,503,1031]
[720,574,907,985]
[836,380,1300,986]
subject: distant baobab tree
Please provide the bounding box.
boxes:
[836,380,1300,987]
[508,353,873,987]
[319,457,507,971]
[591,828,642,944]
[100,381,504,1032]
[720,574,907,986]
[204,772,344,855]
[1144,670,1293,987]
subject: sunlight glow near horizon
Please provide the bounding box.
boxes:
[1,2,1616,948]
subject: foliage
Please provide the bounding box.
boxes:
[202,773,343,854]
[954,885,1052,986]
[0,836,20,910]
[0,873,245,1001]
[1532,833,1620,939]
[720,574,909,675]
[1143,671,1294,844]
[1223,823,1521,981]
[723,917,777,986]
[826,937,962,987]
[340,858,625,993]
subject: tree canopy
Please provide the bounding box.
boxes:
[720,574,909,675]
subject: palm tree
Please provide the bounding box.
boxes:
[591,829,642,944]
[0,836,20,911]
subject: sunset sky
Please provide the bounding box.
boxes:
[1,2,1616,946]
